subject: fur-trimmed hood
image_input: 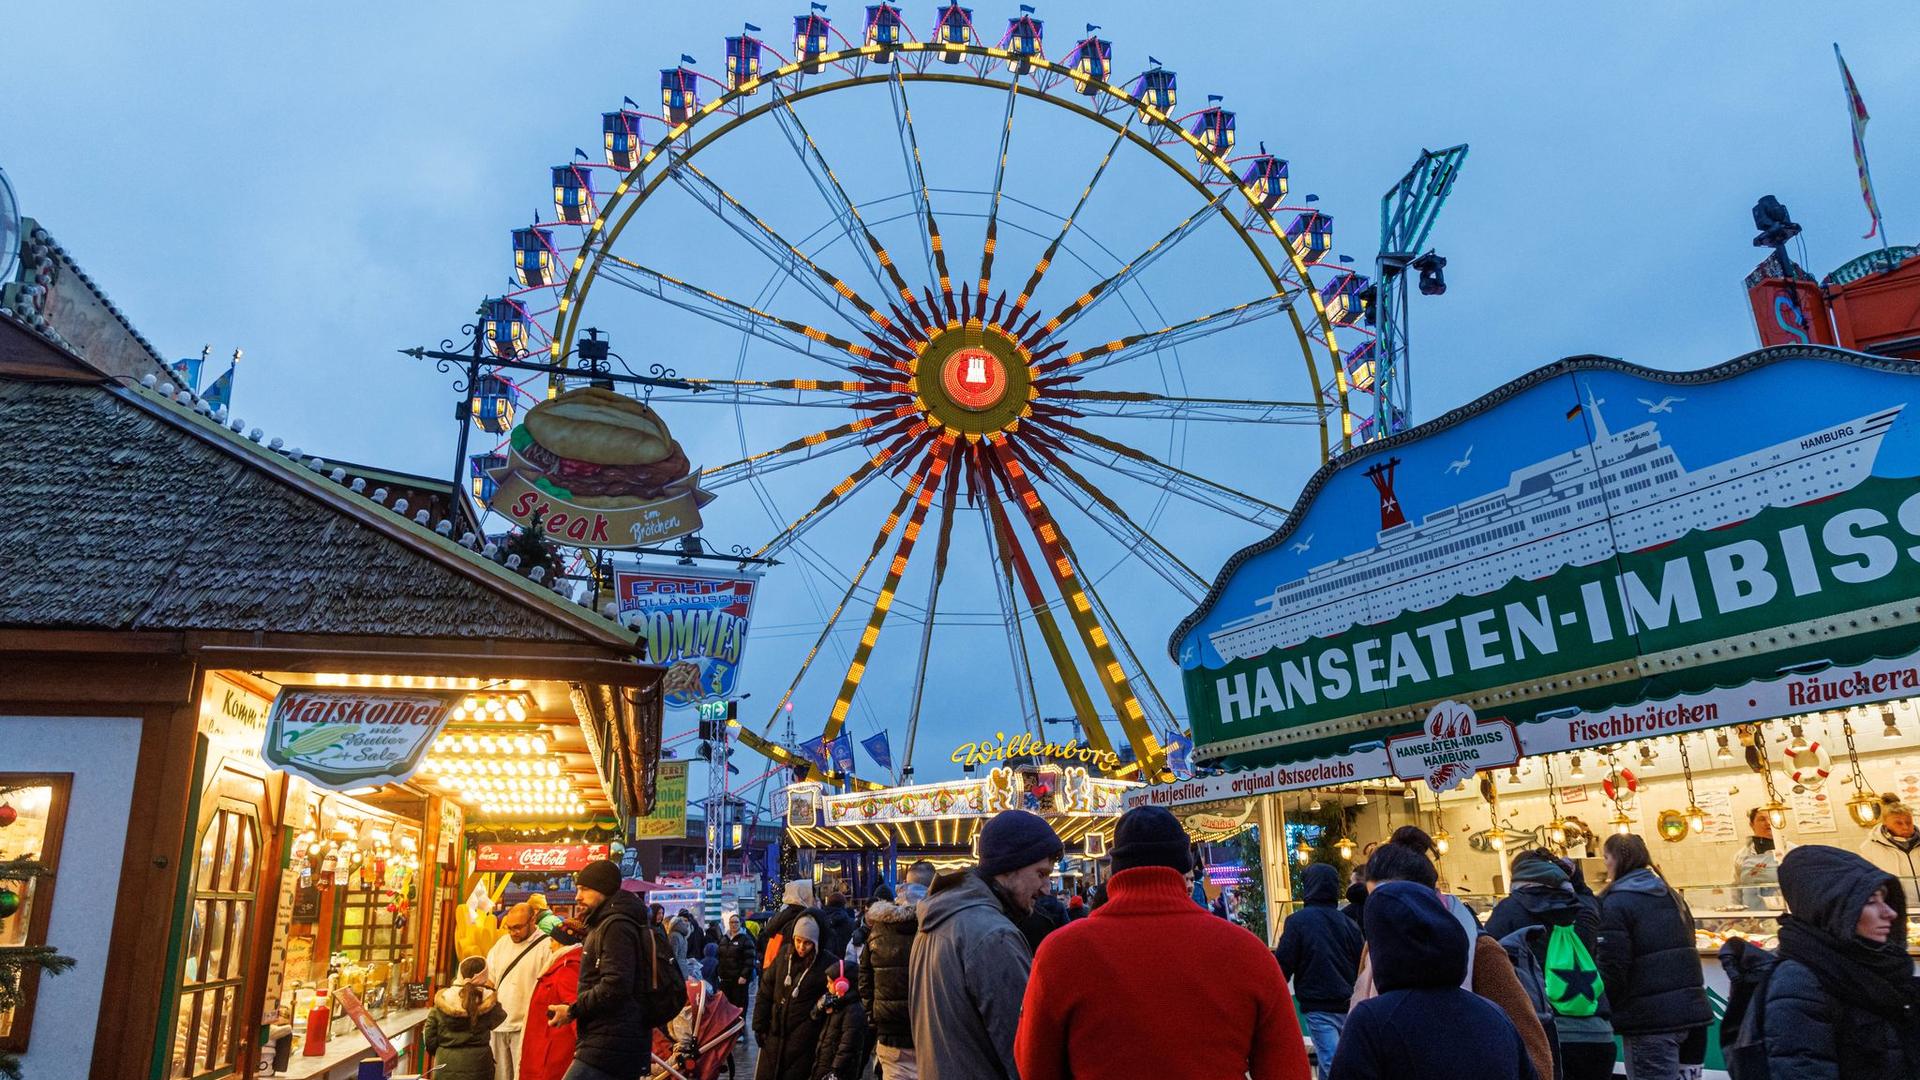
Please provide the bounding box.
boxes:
[434,984,500,1019]
[866,898,921,925]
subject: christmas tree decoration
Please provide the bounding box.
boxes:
[0,887,17,918]
[0,803,15,827]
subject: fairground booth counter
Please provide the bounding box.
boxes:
[0,317,664,1080]
[1138,347,1920,1075]
[781,758,1139,896]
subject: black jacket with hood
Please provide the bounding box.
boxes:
[1328,881,1538,1080]
[859,891,922,1048]
[818,902,857,962]
[810,973,870,1080]
[1763,845,1920,1080]
[571,888,660,1079]
[1485,880,1612,1024]
[755,945,832,1080]
[1273,864,1365,1014]
[1596,867,1710,1035]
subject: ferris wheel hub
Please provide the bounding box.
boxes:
[910,325,1036,437]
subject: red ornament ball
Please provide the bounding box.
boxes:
[0,804,16,827]
[0,887,18,918]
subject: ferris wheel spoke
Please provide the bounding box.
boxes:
[1041,389,1323,424]
[1024,184,1238,345]
[757,449,942,746]
[887,62,953,308]
[701,407,912,490]
[816,435,959,750]
[1037,292,1297,378]
[1011,114,1134,321]
[974,490,1046,739]
[1006,440,1207,604]
[664,160,901,336]
[754,422,934,561]
[969,447,1117,758]
[767,87,914,306]
[899,459,963,778]
[1036,420,1290,530]
[647,375,887,411]
[600,257,893,375]
[972,75,1020,302]
[986,439,1170,779]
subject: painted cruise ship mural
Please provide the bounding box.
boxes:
[1171,349,1920,770]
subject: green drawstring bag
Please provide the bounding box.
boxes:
[1543,923,1604,1017]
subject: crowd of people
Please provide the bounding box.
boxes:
[420,805,1920,1080]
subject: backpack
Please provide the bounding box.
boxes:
[1542,923,1605,1017]
[608,913,688,1030]
[1497,926,1562,1053]
[1718,938,1778,1080]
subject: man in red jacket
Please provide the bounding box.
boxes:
[1014,806,1311,1080]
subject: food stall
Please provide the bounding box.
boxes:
[1137,347,1920,1072]
[0,338,664,1079]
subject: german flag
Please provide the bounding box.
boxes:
[1565,403,1583,420]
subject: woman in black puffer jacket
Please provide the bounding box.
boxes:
[715,911,758,1009]
[1763,845,1920,1079]
[1597,834,1710,1080]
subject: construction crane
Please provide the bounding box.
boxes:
[1369,144,1468,436]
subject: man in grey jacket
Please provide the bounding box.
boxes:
[909,810,1063,1080]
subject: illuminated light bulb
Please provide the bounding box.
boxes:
[461,736,478,753]
[463,696,480,714]
[480,736,496,754]
[1307,796,1322,812]
[1848,789,1884,827]
[1334,835,1356,860]
[1765,802,1787,829]
[1491,833,1507,851]
[1548,819,1567,845]
[1355,790,1370,807]
[532,736,547,756]
[488,761,503,775]
[1433,828,1451,856]
[1403,785,1418,802]
[487,697,504,715]
[515,737,531,755]
[1612,812,1633,836]
[506,698,528,722]
[1293,841,1311,865]
[1685,805,1706,834]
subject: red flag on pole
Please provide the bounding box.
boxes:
[1834,44,1885,241]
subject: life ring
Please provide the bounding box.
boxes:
[1785,740,1833,790]
[1603,769,1639,803]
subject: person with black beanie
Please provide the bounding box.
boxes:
[548,858,660,1080]
[1275,863,1364,1073]
[1763,845,1920,1078]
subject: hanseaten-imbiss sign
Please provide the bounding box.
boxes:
[1170,347,1920,779]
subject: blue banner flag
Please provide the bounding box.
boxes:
[796,735,831,773]
[202,364,235,411]
[680,53,698,65]
[744,22,761,32]
[171,356,204,393]
[829,733,857,776]
[861,730,893,771]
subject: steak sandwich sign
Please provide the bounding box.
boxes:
[1166,348,1920,788]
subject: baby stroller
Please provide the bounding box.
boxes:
[650,978,745,1080]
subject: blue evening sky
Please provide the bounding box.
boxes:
[6,2,1919,802]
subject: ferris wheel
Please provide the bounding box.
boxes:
[477,4,1382,787]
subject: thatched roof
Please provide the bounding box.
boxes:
[0,374,641,649]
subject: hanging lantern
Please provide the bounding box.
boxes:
[1685,804,1707,833]
[1307,795,1321,812]
[1285,211,1334,264]
[1334,835,1356,861]
[1067,35,1111,95]
[1293,839,1311,866]
[551,165,593,225]
[1611,811,1634,836]
[482,298,529,359]
[660,67,700,125]
[1239,154,1289,211]
[470,452,506,503]
[469,374,515,435]
[1432,827,1451,856]
[1548,818,1568,846]
[1849,789,1884,827]
[602,111,645,171]
[725,34,763,91]
[512,227,555,288]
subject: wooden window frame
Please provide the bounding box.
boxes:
[169,797,261,1080]
[0,772,72,1055]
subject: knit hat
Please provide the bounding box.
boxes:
[1108,806,1194,874]
[576,858,622,895]
[978,810,1064,878]
[1068,894,1085,910]
[793,915,821,944]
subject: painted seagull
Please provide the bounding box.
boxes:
[1638,396,1683,414]
[1179,643,1198,665]
[1290,533,1314,554]
[1446,445,1474,475]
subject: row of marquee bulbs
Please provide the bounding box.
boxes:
[433,732,549,757]
[426,756,563,778]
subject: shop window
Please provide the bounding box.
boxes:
[169,801,261,1080]
[335,873,415,969]
[0,774,71,1055]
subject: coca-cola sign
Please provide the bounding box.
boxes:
[473,843,610,873]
